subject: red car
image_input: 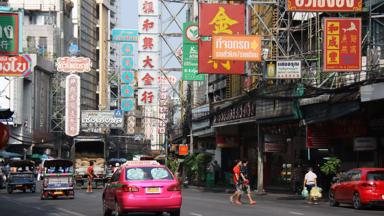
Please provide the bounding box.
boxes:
[329,168,384,209]
[102,160,182,216]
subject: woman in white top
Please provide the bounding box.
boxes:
[303,167,317,204]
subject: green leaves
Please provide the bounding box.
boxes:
[320,157,341,176]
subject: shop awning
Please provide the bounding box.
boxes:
[301,100,360,125]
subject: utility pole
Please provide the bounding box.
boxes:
[256,123,265,194]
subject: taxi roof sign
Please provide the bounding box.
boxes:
[123,160,160,166]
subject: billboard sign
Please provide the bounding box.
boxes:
[276,60,301,79]
[0,55,32,77]
[286,0,362,12]
[138,89,158,106]
[56,57,92,73]
[121,71,135,84]
[121,43,134,56]
[211,35,262,62]
[138,53,159,70]
[323,18,362,72]
[183,22,198,44]
[0,12,20,55]
[81,110,124,129]
[138,0,160,16]
[111,29,138,42]
[138,34,160,52]
[121,85,135,98]
[138,71,159,88]
[65,74,80,137]
[138,16,159,34]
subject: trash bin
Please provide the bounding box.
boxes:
[206,172,215,187]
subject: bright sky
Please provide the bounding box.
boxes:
[117,0,138,29]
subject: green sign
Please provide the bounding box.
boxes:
[182,44,204,81]
[0,13,19,55]
[183,22,198,44]
[182,22,204,81]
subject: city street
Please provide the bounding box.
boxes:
[0,185,383,216]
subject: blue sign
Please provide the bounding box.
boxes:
[122,56,134,70]
[111,29,138,42]
[114,109,123,118]
[121,99,135,112]
[122,43,134,56]
[121,85,134,98]
[121,71,134,84]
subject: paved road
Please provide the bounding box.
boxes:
[0,186,383,216]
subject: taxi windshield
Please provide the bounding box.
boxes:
[125,167,173,181]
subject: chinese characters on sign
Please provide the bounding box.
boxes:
[198,3,245,75]
[286,0,362,12]
[323,18,361,72]
[138,71,159,88]
[0,12,20,55]
[138,89,158,106]
[65,74,80,137]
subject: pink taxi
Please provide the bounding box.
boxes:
[102,160,182,216]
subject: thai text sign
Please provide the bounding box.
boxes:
[81,110,124,129]
[276,60,301,79]
[0,13,19,55]
[0,55,32,77]
[212,35,262,62]
[323,18,361,72]
[65,74,80,137]
[111,29,138,42]
[56,57,92,73]
[286,0,362,12]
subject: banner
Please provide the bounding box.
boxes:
[56,57,92,73]
[138,53,159,70]
[138,0,160,16]
[0,12,20,55]
[212,35,262,62]
[182,44,204,81]
[81,110,124,129]
[286,0,362,12]
[323,18,361,72]
[138,71,159,88]
[138,17,160,34]
[138,34,160,52]
[138,89,158,106]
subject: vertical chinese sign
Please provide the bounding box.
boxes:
[182,22,204,81]
[323,18,361,72]
[0,12,21,55]
[138,0,160,148]
[198,3,245,75]
[65,74,80,137]
[158,75,176,135]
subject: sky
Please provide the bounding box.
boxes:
[117,0,138,29]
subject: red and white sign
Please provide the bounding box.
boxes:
[138,53,160,70]
[56,57,92,73]
[286,0,362,12]
[138,71,159,88]
[0,55,32,77]
[138,89,158,106]
[323,18,362,72]
[138,34,160,52]
[138,0,160,16]
[139,17,159,34]
[65,74,80,137]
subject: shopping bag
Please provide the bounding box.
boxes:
[301,188,309,198]
[310,187,322,199]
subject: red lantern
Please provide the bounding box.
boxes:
[0,122,10,149]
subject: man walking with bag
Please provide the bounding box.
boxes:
[303,167,318,204]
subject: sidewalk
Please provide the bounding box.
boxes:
[185,185,329,202]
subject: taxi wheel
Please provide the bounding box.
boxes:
[170,209,180,216]
[353,192,363,210]
[7,186,13,194]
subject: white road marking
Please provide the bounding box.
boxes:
[190,212,203,216]
[289,211,304,215]
[57,208,87,216]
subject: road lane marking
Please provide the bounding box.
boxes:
[190,213,203,216]
[289,211,304,215]
[57,208,87,216]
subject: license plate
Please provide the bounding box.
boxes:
[146,187,160,194]
[54,192,64,195]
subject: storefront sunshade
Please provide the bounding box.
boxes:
[301,100,360,125]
